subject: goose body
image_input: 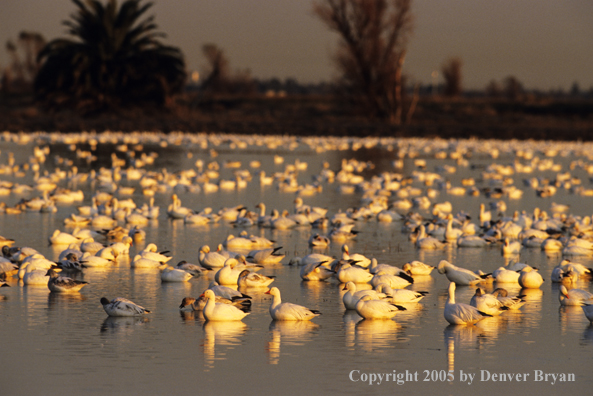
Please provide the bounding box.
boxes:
[101,297,151,316]
[161,265,193,282]
[355,295,406,320]
[266,287,320,321]
[201,289,250,321]
[402,261,435,276]
[444,282,490,325]
[470,288,508,316]
[237,269,275,288]
[46,269,88,293]
[558,285,593,306]
[518,267,544,289]
[437,260,490,286]
[342,281,388,310]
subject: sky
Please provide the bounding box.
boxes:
[1,0,592,91]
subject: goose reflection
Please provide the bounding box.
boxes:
[202,320,248,369]
[267,320,319,364]
[444,324,491,373]
[100,315,150,335]
[559,305,589,334]
[353,318,402,352]
[47,291,87,308]
[581,324,593,345]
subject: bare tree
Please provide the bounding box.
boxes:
[441,57,462,97]
[201,43,230,93]
[313,0,414,124]
[504,76,523,101]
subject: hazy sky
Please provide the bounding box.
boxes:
[1,0,592,91]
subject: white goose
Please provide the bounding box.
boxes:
[491,288,526,310]
[558,285,593,306]
[444,282,491,325]
[415,225,446,249]
[237,269,275,288]
[469,288,508,316]
[402,261,435,276]
[518,267,544,289]
[342,281,388,310]
[101,297,151,316]
[201,289,250,321]
[355,295,406,320]
[299,261,335,281]
[437,260,491,286]
[265,287,320,321]
[160,265,193,282]
[376,284,428,304]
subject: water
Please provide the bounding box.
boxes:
[0,133,591,395]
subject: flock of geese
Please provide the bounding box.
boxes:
[0,132,593,330]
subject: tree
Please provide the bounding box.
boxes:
[313,0,414,124]
[504,76,523,101]
[1,31,46,93]
[201,44,230,93]
[34,0,186,112]
[200,44,255,96]
[441,57,462,97]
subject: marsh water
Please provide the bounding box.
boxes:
[0,133,591,396]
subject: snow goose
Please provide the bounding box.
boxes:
[198,245,227,269]
[207,281,251,301]
[101,297,151,316]
[342,281,389,310]
[491,288,526,310]
[416,225,446,249]
[161,265,193,282]
[45,269,88,293]
[201,289,250,321]
[23,267,50,285]
[237,269,275,288]
[553,259,593,280]
[355,295,406,320]
[48,230,79,245]
[79,252,113,267]
[80,238,105,255]
[370,271,412,289]
[376,284,428,304]
[437,260,491,286]
[308,233,330,248]
[470,288,508,316]
[444,282,491,325]
[518,267,544,289]
[457,234,494,248]
[341,244,371,268]
[336,262,373,284]
[175,260,205,277]
[214,258,244,286]
[444,214,464,242]
[141,243,172,263]
[131,254,167,269]
[299,261,334,281]
[179,296,251,312]
[246,247,285,265]
[402,260,435,276]
[265,287,320,321]
[558,285,593,306]
[501,238,521,255]
[492,267,520,283]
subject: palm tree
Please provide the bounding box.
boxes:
[34,0,186,112]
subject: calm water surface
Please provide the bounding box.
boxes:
[0,133,591,396]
